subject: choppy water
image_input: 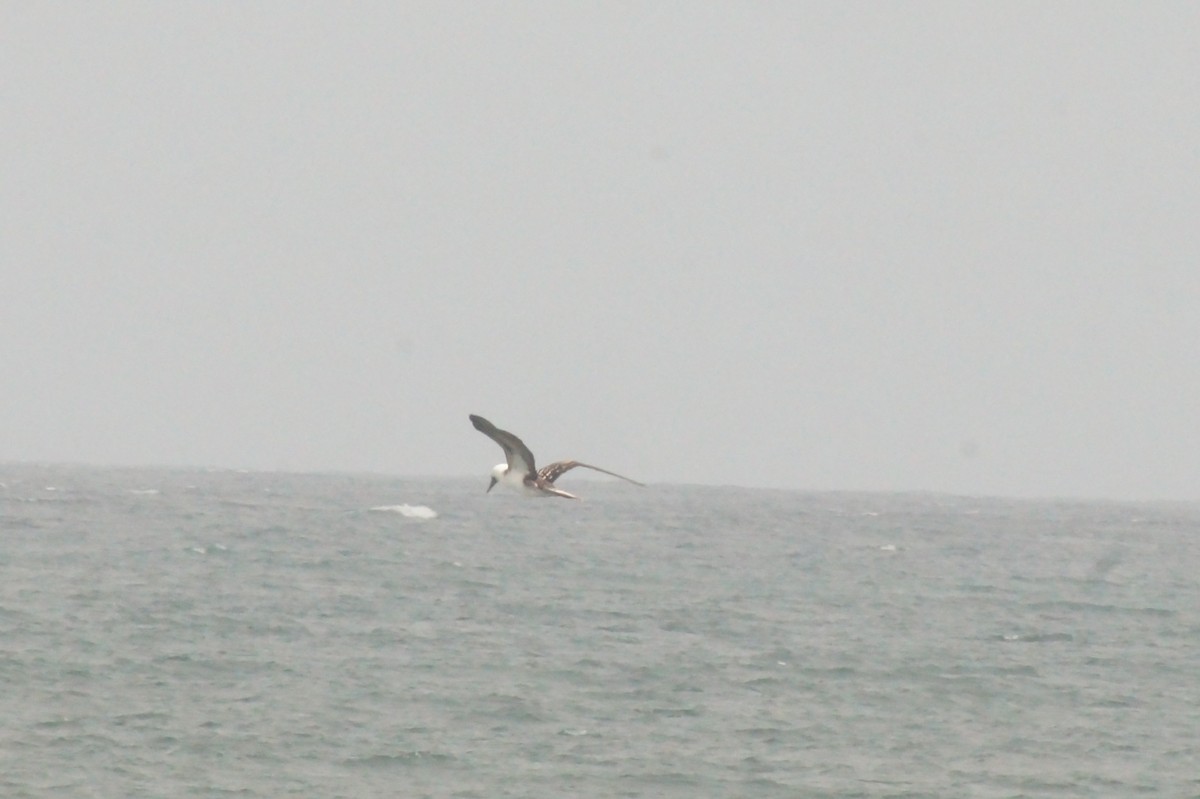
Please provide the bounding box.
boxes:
[2,464,1197,798]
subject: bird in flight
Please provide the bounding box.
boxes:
[469,414,645,499]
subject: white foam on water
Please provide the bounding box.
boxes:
[371,504,438,519]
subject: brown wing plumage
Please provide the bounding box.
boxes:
[538,460,646,487]
[469,414,537,476]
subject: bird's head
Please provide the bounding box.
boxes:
[487,463,506,493]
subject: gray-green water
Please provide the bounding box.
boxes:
[2,464,1197,797]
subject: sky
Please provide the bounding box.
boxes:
[3,3,1199,500]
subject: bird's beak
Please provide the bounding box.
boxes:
[486,476,497,493]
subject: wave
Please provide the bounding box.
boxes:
[370,504,438,519]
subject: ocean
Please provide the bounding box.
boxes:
[2,464,1197,798]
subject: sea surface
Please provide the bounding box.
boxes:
[2,464,1197,798]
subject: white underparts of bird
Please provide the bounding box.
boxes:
[469,414,645,500]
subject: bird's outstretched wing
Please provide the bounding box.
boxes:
[538,460,645,487]
[469,414,537,477]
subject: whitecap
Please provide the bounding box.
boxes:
[371,504,438,519]
[128,488,159,495]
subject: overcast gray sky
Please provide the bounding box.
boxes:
[3,4,1198,500]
